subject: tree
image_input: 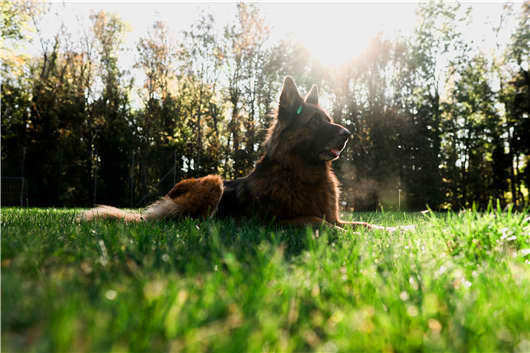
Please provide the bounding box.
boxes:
[179,11,224,176]
[90,11,134,206]
[133,20,184,204]
[327,36,405,210]
[222,3,284,178]
[500,2,529,208]
[411,1,472,210]
[443,55,503,208]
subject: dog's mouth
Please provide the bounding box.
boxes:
[319,138,348,161]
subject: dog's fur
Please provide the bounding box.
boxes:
[80,77,388,230]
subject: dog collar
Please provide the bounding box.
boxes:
[296,105,303,115]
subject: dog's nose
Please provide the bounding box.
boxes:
[340,127,352,137]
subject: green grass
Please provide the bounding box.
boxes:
[2,207,529,353]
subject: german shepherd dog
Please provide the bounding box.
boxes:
[81,77,397,231]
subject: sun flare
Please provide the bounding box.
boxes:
[262,3,417,68]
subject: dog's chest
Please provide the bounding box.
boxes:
[255,171,336,219]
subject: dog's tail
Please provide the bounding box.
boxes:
[78,205,144,222]
[78,175,224,222]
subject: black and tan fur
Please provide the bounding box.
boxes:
[81,77,391,230]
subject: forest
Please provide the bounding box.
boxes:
[1,1,529,210]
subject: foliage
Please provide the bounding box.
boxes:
[2,208,529,352]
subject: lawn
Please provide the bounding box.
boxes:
[2,207,529,352]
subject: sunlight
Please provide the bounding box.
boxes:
[297,13,369,67]
[262,3,417,68]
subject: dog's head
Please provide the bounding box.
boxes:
[265,76,351,164]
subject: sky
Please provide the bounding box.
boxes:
[31,1,516,68]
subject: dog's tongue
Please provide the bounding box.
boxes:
[330,148,340,157]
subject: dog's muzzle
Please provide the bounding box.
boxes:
[319,127,351,161]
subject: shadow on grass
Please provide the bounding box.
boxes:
[89,216,343,276]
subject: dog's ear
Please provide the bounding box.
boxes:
[279,76,303,118]
[305,84,318,105]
